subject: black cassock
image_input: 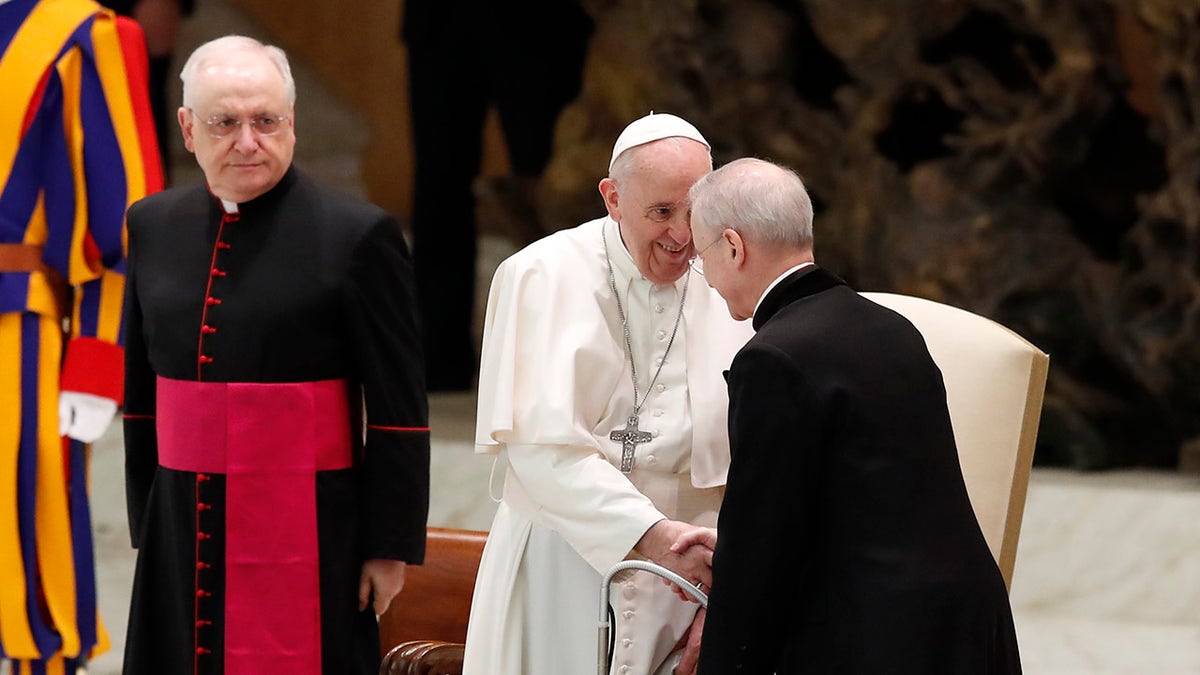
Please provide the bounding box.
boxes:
[121,167,429,674]
[698,267,1022,675]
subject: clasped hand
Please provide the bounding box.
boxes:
[634,523,718,675]
[666,526,717,602]
[634,520,714,591]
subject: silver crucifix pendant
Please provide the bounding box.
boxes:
[610,413,652,473]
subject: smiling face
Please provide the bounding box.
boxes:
[178,50,295,203]
[599,138,712,286]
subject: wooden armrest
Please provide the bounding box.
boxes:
[381,639,465,675]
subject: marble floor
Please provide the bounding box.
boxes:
[76,0,1200,672]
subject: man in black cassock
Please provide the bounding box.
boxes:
[679,158,1022,674]
[121,35,429,675]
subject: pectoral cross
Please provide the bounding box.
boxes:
[610,414,652,473]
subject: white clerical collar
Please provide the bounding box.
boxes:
[754,262,815,316]
[220,199,239,214]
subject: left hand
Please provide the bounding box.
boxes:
[673,608,706,675]
[58,391,118,443]
[358,558,407,617]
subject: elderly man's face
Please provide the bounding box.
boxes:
[601,139,711,286]
[179,51,295,203]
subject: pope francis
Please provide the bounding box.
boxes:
[463,113,753,674]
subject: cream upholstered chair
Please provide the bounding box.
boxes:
[861,292,1049,590]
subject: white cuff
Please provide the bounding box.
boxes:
[59,391,118,443]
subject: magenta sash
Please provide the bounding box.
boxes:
[156,376,354,675]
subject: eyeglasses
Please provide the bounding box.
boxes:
[689,233,724,276]
[194,110,290,138]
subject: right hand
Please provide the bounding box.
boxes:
[665,526,718,601]
[634,520,714,591]
[670,527,717,556]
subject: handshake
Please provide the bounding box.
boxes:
[667,525,718,603]
[633,520,719,602]
[631,521,719,675]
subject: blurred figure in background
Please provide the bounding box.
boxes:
[100,0,196,182]
[401,0,594,391]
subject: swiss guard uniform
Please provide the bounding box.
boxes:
[0,0,161,672]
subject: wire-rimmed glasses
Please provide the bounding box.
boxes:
[689,233,724,276]
[194,110,290,139]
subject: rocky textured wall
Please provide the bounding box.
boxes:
[517,0,1199,470]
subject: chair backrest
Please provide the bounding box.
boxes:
[378,527,488,650]
[861,292,1049,589]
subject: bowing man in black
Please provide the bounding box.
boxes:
[121,35,430,674]
[678,158,1022,674]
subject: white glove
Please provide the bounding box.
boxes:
[59,391,119,443]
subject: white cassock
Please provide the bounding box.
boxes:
[462,217,753,675]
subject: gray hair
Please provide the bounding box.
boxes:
[608,136,713,185]
[688,157,814,251]
[180,35,296,109]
